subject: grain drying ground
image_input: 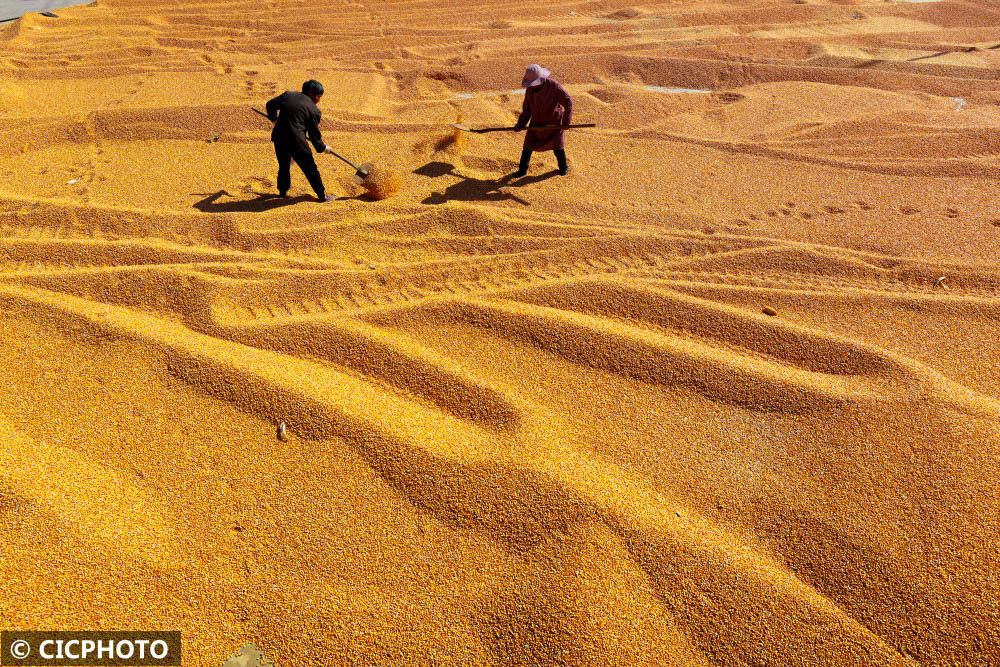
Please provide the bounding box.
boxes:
[1,0,1000,664]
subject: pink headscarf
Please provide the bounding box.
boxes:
[521,64,551,88]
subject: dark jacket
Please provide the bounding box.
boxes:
[266,91,325,154]
[514,78,573,152]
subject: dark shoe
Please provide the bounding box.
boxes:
[318,194,335,202]
[278,190,288,197]
[511,170,527,179]
[558,167,568,176]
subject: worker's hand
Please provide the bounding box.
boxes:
[323,145,334,154]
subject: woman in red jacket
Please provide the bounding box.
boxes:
[513,64,572,178]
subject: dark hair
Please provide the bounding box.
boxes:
[302,80,324,97]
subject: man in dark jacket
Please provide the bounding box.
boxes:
[512,64,573,178]
[266,80,335,201]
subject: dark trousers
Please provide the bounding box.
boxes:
[519,148,567,173]
[275,144,325,197]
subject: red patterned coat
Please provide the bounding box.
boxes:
[515,78,573,152]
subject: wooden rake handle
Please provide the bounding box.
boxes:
[462,123,596,133]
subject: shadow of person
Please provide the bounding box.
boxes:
[413,161,455,178]
[510,170,561,186]
[192,190,313,213]
[414,161,534,206]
